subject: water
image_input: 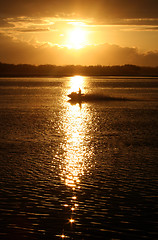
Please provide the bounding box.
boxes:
[0,76,158,240]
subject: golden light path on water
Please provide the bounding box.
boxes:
[57,76,93,238]
[60,76,92,189]
[69,75,84,93]
[61,104,86,189]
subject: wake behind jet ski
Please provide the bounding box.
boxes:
[68,88,133,103]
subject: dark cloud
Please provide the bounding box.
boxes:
[142,26,158,31]
[0,34,158,66]
[74,44,158,66]
[0,18,14,27]
[105,18,158,26]
[0,0,158,19]
[0,34,36,63]
[17,28,50,33]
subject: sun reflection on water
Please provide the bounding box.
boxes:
[61,103,88,189]
[60,76,92,190]
[69,75,84,93]
[57,76,93,238]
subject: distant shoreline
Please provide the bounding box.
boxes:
[0,62,158,77]
[1,75,158,78]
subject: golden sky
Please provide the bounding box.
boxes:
[0,0,158,66]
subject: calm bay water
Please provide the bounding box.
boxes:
[0,76,158,240]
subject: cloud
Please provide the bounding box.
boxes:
[105,18,158,26]
[0,18,14,27]
[141,26,158,31]
[0,34,158,66]
[17,28,50,33]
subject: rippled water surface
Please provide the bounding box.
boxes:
[0,76,158,239]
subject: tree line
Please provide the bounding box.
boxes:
[0,62,158,77]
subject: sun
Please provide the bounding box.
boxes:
[67,28,87,49]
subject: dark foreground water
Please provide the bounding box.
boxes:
[0,76,158,240]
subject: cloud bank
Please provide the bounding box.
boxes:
[0,34,158,66]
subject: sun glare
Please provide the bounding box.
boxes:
[67,28,87,49]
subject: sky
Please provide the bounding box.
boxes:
[0,0,158,66]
